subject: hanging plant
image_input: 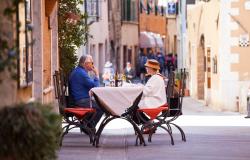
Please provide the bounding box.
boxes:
[58,0,89,75]
[0,0,22,82]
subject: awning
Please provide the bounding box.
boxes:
[152,33,164,48]
[140,32,156,48]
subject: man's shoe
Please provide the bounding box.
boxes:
[143,127,156,134]
[80,127,90,135]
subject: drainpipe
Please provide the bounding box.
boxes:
[236,96,239,112]
[245,88,250,118]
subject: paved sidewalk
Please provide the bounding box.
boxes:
[58,97,250,160]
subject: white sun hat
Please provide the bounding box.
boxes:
[104,61,113,68]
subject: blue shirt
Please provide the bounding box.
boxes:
[69,66,99,101]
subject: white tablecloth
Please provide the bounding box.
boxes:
[91,86,143,116]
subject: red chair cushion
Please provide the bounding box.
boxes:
[138,104,168,120]
[64,107,95,118]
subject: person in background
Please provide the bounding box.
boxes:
[173,54,177,70]
[124,62,135,83]
[69,55,104,128]
[147,48,156,59]
[139,51,147,83]
[156,51,165,75]
[102,61,114,86]
[165,53,174,76]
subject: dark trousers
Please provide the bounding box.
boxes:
[131,106,150,125]
[75,98,104,127]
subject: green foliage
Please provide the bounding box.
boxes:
[0,103,62,160]
[58,0,88,74]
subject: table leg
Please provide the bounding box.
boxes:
[123,117,146,146]
[94,115,117,147]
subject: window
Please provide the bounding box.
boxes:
[18,0,33,87]
[213,56,217,74]
[140,0,145,13]
[122,0,137,22]
[86,0,99,21]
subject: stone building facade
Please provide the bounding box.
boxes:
[108,0,139,72]
[139,0,167,53]
[0,0,59,108]
[187,0,250,112]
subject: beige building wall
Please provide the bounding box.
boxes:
[121,23,139,69]
[187,0,250,113]
[230,0,250,112]
[0,0,59,108]
[167,18,177,54]
[88,0,109,74]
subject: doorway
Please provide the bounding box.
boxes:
[197,35,205,100]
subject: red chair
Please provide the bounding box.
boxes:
[137,104,174,145]
[53,71,96,146]
[135,71,176,145]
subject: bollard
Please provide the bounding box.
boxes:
[245,89,250,118]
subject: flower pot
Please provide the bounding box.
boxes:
[184,89,190,96]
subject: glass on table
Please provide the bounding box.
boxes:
[109,75,115,87]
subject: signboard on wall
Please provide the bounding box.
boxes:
[168,2,176,15]
[245,1,250,10]
[239,34,249,47]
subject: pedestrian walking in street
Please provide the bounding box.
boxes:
[147,48,156,59]
[139,51,148,83]
[156,51,165,75]
[165,53,174,76]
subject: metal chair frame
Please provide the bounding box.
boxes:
[136,71,175,145]
[53,71,96,146]
[136,69,187,145]
[163,68,187,142]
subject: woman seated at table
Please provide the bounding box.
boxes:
[138,59,167,109]
[136,59,167,133]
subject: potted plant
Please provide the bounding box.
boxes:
[0,103,62,160]
[174,70,190,96]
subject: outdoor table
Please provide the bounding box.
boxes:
[91,86,146,147]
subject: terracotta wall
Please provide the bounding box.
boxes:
[140,13,166,35]
[0,0,59,107]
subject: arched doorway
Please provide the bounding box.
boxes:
[197,35,205,100]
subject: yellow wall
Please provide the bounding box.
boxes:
[187,0,221,109]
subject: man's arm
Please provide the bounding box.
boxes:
[81,71,99,88]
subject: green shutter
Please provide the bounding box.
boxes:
[147,0,151,14]
[127,0,131,20]
[155,2,158,15]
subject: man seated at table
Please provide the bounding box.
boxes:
[69,55,104,128]
[137,59,167,133]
